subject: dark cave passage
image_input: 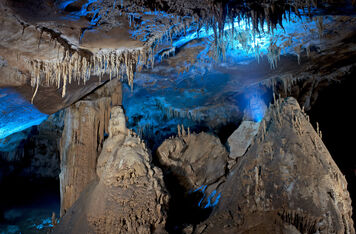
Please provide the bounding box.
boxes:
[0,175,60,233]
[161,169,213,234]
[307,73,356,224]
[0,123,62,233]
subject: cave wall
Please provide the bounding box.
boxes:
[0,110,63,181]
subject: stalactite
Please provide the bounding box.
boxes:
[26,0,327,101]
[267,42,281,69]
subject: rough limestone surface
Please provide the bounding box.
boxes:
[0,110,64,182]
[157,130,228,190]
[227,120,260,159]
[55,106,169,234]
[59,80,122,216]
[197,97,354,234]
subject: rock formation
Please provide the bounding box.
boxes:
[197,97,354,234]
[55,106,169,234]
[157,127,229,191]
[227,121,260,159]
[0,110,64,181]
[59,79,122,216]
[0,0,355,233]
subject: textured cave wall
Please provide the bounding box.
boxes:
[59,79,122,216]
[197,97,354,234]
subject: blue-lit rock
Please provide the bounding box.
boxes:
[0,88,48,140]
[0,131,28,153]
[121,13,332,144]
[194,186,222,209]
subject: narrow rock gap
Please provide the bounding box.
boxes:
[137,124,215,233]
[152,149,213,234]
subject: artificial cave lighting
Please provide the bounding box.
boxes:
[0,0,355,233]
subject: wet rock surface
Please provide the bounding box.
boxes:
[55,106,169,234]
[197,97,354,234]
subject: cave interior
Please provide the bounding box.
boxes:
[0,0,355,233]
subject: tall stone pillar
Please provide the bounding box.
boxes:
[59,80,122,216]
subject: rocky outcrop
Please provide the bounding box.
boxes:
[227,120,260,159]
[157,126,229,191]
[197,97,354,234]
[0,0,194,114]
[59,80,121,216]
[55,106,169,234]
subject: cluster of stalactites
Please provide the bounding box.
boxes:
[29,48,147,103]
[28,8,193,103]
[201,0,307,36]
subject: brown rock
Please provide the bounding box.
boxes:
[157,130,228,190]
[55,106,169,234]
[227,120,260,159]
[59,80,122,216]
[199,97,354,234]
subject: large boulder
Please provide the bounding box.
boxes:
[55,106,169,234]
[157,128,229,191]
[227,120,260,159]
[198,97,354,234]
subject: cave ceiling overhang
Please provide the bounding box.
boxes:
[0,0,356,140]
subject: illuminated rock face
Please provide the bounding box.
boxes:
[0,88,48,140]
[0,110,63,184]
[198,97,355,234]
[55,106,169,234]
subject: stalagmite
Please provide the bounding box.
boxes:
[177,124,181,137]
[181,124,186,136]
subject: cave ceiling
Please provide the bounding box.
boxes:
[0,0,355,139]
